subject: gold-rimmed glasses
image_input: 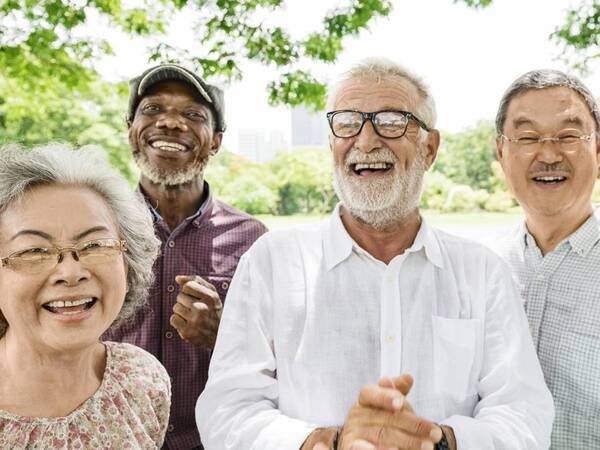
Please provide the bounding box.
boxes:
[0,238,128,274]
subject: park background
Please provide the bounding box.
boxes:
[1,0,599,238]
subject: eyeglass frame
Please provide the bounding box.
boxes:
[498,131,596,149]
[0,238,128,273]
[326,109,431,139]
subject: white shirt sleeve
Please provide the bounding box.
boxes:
[440,255,554,450]
[196,248,317,450]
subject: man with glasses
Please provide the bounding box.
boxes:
[492,69,600,449]
[196,58,553,450]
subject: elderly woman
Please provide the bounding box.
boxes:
[0,144,169,448]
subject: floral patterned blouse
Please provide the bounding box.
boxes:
[0,341,171,449]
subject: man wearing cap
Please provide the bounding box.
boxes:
[105,63,267,450]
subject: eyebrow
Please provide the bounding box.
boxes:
[512,115,586,129]
[10,226,111,242]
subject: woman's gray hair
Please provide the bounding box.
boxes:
[0,144,160,338]
[496,69,600,134]
[326,57,437,129]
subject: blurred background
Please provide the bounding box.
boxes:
[1,0,598,237]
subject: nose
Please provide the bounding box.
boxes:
[534,140,563,164]
[353,119,382,153]
[49,251,90,286]
[155,112,188,131]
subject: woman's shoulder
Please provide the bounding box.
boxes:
[104,341,170,393]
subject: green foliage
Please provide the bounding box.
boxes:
[1,0,392,133]
[459,0,599,69]
[453,0,492,8]
[435,121,496,192]
[421,171,456,211]
[552,2,600,70]
[484,190,515,212]
[205,148,337,215]
[443,185,489,213]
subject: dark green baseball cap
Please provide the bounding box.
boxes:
[127,63,226,132]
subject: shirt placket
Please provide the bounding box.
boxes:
[379,254,407,378]
[524,243,569,350]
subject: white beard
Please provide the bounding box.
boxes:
[333,146,427,230]
[133,151,208,186]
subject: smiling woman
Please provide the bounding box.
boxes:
[0,144,170,449]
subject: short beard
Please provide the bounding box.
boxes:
[133,152,208,187]
[333,147,427,230]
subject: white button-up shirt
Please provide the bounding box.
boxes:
[197,207,554,450]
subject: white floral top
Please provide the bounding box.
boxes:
[0,342,171,449]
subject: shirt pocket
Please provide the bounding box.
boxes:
[432,316,481,400]
[556,329,600,417]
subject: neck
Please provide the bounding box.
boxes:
[0,332,105,416]
[525,206,594,255]
[140,175,206,231]
[340,206,422,264]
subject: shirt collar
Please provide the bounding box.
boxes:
[522,212,600,257]
[138,181,213,225]
[323,204,445,271]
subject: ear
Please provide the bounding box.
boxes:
[595,133,600,166]
[495,135,505,162]
[423,129,440,169]
[209,132,223,156]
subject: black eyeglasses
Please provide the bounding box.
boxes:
[326,110,430,139]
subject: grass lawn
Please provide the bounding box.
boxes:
[256,210,523,232]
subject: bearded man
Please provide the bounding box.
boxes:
[105,64,266,450]
[196,58,554,450]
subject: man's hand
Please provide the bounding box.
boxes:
[340,374,443,450]
[169,275,223,348]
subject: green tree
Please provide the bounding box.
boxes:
[434,121,496,192]
[456,0,599,69]
[1,0,391,111]
[267,148,336,215]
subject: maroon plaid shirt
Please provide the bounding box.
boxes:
[106,183,267,450]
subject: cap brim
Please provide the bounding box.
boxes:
[137,64,213,104]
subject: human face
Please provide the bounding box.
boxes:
[497,87,600,223]
[330,76,439,229]
[128,80,223,186]
[0,185,128,353]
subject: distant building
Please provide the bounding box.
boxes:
[237,128,289,163]
[291,106,329,148]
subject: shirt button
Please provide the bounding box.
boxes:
[165,331,173,339]
[167,285,175,293]
[168,424,175,432]
[537,274,545,281]
[167,241,175,248]
[385,335,396,343]
[221,281,229,290]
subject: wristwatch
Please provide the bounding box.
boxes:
[434,426,450,450]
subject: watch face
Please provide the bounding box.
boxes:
[435,433,450,450]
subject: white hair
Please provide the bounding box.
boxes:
[0,143,160,337]
[326,57,437,129]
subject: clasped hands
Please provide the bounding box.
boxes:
[169,275,223,348]
[303,374,446,450]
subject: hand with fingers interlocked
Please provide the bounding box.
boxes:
[169,274,223,349]
[339,374,447,450]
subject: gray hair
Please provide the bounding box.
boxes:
[0,144,160,338]
[326,57,437,129]
[496,69,600,134]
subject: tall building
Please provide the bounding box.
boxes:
[237,128,289,163]
[291,106,329,148]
